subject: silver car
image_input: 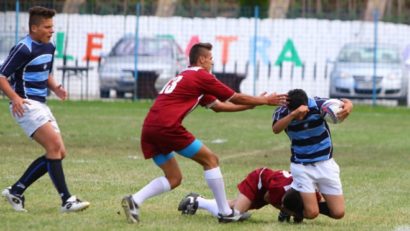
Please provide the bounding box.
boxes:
[329,42,408,105]
[98,35,187,98]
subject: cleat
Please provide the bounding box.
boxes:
[177,192,200,215]
[218,209,251,223]
[121,195,140,223]
[61,195,90,213]
[2,187,27,212]
[293,215,304,223]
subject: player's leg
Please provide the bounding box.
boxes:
[299,192,320,219]
[317,159,345,219]
[320,194,344,219]
[181,141,232,216]
[32,122,89,212]
[123,153,176,223]
[178,140,249,222]
[232,193,252,213]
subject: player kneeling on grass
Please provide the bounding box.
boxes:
[121,43,288,224]
[272,89,353,220]
[178,167,310,223]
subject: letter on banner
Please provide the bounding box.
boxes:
[83,33,104,62]
[216,36,238,65]
[275,39,302,67]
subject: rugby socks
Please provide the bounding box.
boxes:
[204,167,232,215]
[197,197,219,217]
[11,155,48,195]
[318,201,331,217]
[132,176,171,206]
[46,159,71,203]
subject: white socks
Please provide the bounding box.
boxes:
[197,197,219,217]
[132,176,171,206]
[204,167,232,215]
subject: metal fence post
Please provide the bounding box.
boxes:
[252,6,259,96]
[372,9,379,106]
[133,3,140,101]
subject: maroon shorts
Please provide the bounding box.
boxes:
[141,125,195,159]
[237,168,268,210]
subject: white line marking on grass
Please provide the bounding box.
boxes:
[394,225,410,231]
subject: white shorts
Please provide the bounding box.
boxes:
[10,99,60,137]
[290,158,343,195]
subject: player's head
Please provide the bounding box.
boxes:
[282,188,304,219]
[287,89,308,111]
[29,6,56,43]
[189,43,213,72]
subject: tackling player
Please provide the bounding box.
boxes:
[121,42,288,223]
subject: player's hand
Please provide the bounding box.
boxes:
[11,96,30,117]
[337,99,353,121]
[290,105,309,120]
[54,85,68,100]
[266,93,288,106]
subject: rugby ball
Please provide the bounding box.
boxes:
[320,99,344,124]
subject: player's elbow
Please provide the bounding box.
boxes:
[272,126,281,134]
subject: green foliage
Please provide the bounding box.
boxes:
[0,100,410,231]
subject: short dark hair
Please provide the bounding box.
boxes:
[287,89,308,111]
[189,42,212,65]
[29,6,56,32]
[282,188,304,218]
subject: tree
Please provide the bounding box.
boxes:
[156,0,178,17]
[268,0,290,18]
[63,0,86,13]
[364,0,388,21]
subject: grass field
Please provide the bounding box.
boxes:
[0,99,410,231]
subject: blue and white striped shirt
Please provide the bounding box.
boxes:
[273,97,333,164]
[0,35,55,103]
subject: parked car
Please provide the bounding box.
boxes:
[98,35,187,98]
[329,42,408,105]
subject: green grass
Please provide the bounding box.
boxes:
[0,99,410,231]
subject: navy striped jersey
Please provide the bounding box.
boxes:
[272,97,333,164]
[0,35,55,103]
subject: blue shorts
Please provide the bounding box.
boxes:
[152,139,203,166]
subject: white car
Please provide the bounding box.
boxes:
[98,35,187,98]
[329,42,409,105]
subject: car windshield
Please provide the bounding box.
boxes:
[337,45,400,64]
[111,38,173,57]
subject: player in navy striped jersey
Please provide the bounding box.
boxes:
[272,89,353,220]
[0,6,89,213]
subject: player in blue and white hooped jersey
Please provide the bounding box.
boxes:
[272,89,353,221]
[0,6,89,213]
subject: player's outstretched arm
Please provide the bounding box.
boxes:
[210,100,255,112]
[337,98,353,121]
[230,92,288,106]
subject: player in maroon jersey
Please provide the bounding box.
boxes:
[178,168,314,223]
[121,42,288,224]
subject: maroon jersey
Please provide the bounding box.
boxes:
[143,67,235,128]
[237,168,293,209]
[141,67,235,159]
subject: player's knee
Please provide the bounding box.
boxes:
[168,175,182,189]
[206,154,219,168]
[330,210,344,219]
[304,209,320,219]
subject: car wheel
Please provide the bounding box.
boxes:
[116,91,125,98]
[100,89,110,98]
[398,97,408,106]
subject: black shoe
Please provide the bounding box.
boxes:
[178,192,200,215]
[218,209,251,223]
[121,195,140,223]
[293,215,304,223]
[278,210,291,222]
